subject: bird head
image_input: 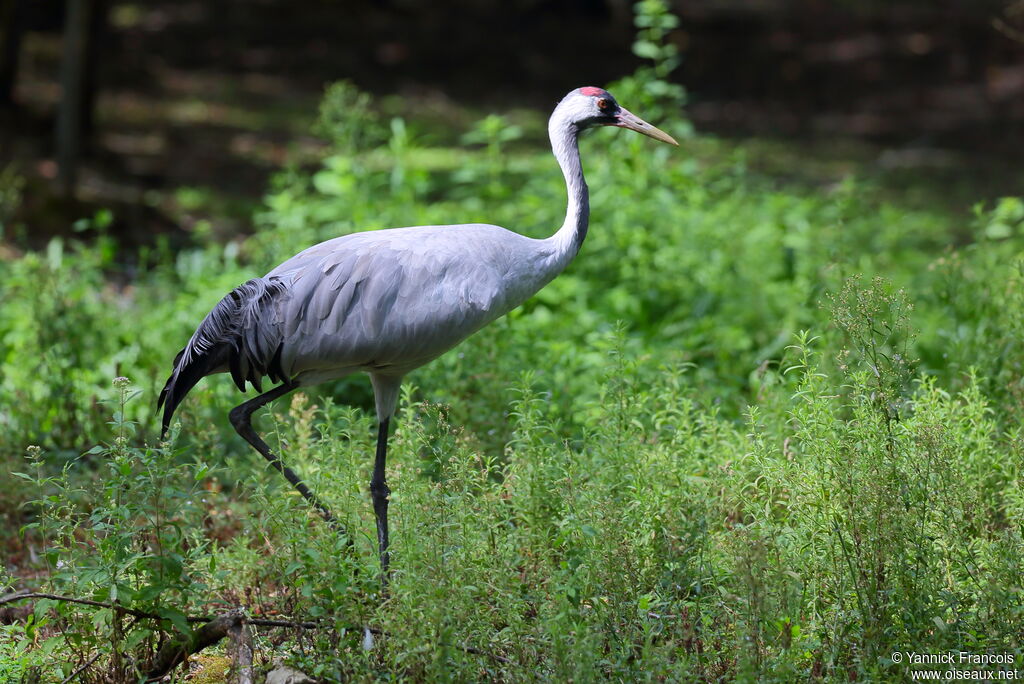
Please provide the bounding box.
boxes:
[556,86,679,146]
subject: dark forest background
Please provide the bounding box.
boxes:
[0,0,1022,247]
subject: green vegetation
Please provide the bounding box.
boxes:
[2,3,1023,680]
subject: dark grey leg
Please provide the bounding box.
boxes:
[370,417,391,586]
[229,382,346,537]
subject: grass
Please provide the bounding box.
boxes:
[2,15,1024,679]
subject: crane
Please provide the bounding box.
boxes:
[158,86,677,583]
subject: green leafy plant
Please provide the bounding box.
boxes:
[15,379,216,679]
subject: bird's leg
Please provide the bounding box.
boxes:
[229,382,348,540]
[369,417,391,587]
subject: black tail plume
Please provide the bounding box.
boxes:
[157,277,289,438]
[158,346,227,438]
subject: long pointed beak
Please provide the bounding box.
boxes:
[610,107,679,146]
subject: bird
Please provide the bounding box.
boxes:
[158,86,678,584]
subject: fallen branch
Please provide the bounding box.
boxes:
[227,616,255,684]
[2,591,154,620]
[59,651,101,684]
[0,592,319,629]
[147,609,245,681]
[0,591,514,669]
[247,616,321,629]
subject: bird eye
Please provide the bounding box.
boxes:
[597,98,610,111]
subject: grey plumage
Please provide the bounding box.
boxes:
[158,87,677,583]
[159,222,560,433]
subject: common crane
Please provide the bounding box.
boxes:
[158,86,678,583]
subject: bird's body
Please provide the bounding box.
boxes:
[269,223,567,384]
[159,86,677,584]
[163,222,573,422]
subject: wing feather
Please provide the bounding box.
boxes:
[158,277,289,435]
